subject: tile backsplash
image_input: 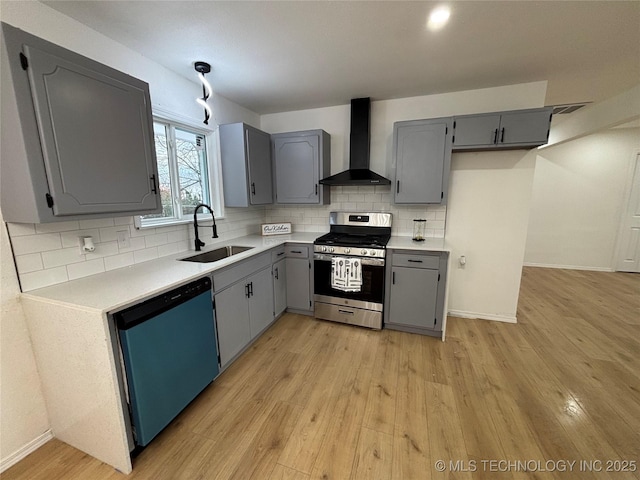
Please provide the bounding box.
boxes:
[265,185,446,236]
[8,207,264,292]
[7,186,445,292]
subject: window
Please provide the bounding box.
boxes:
[139,119,221,227]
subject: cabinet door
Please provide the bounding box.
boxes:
[246,127,273,205]
[24,44,159,216]
[388,266,439,330]
[394,121,447,204]
[498,110,551,146]
[214,282,251,367]
[273,134,319,204]
[273,258,287,317]
[286,257,312,311]
[452,114,501,147]
[248,267,274,338]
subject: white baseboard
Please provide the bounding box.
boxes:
[0,430,53,473]
[448,310,517,323]
[523,262,614,272]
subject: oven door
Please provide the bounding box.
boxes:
[313,253,385,305]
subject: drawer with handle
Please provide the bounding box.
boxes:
[271,246,286,262]
[285,245,309,259]
[392,253,440,269]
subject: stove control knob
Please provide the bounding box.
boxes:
[322,246,328,252]
[344,248,351,254]
[361,249,368,255]
[329,247,335,253]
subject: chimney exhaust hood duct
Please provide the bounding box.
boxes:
[319,97,391,186]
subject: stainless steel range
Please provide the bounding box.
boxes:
[313,212,392,329]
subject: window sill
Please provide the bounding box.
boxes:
[134,215,225,230]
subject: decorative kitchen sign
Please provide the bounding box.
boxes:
[261,222,292,236]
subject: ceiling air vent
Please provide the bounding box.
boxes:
[551,103,590,115]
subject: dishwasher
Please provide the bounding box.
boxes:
[115,276,219,448]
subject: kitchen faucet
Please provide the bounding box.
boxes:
[193,203,218,251]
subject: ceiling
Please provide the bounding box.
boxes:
[42,1,640,115]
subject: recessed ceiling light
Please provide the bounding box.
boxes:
[427,6,451,31]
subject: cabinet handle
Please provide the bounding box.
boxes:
[274,267,279,280]
[251,182,256,195]
[245,284,250,298]
[249,282,254,297]
[493,129,498,144]
[407,259,423,263]
[392,271,396,284]
[150,174,158,194]
[277,251,285,257]
[396,180,400,194]
[315,184,318,196]
[291,250,302,254]
[338,309,355,315]
[500,127,505,143]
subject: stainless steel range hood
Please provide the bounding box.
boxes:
[319,98,391,186]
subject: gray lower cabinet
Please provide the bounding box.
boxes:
[213,252,274,367]
[384,250,448,336]
[285,244,313,314]
[219,122,273,207]
[214,280,252,368]
[273,257,287,317]
[0,23,160,223]
[452,107,553,150]
[393,117,453,205]
[272,130,330,205]
[247,267,275,338]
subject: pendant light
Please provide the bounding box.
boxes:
[194,61,212,125]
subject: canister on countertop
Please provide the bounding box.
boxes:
[412,219,426,241]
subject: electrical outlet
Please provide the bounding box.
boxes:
[116,230,130,249]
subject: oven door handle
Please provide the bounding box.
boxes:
[313,253,384,266]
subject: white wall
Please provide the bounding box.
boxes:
[545,84,640,148]
[0,0,263,467]
[262,82,547,180]
[262,82,547,322]
[446,150,538,321]
[525,127,640,270]
[0,209,50,470]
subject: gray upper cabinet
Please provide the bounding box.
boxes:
[452,107,553,150]
[271,129,330,204]
[0,23,160,223]
[219,123,273,207]
[393,117,453,205]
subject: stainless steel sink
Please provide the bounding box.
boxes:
[179,246,253,263]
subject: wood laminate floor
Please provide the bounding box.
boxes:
[4,267,640,479]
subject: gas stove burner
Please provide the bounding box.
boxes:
[315,233,390,248]
[313,212,393,257]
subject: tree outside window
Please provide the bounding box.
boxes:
[141,120,212,225]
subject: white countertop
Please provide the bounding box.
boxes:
[387,236,449,252]
[21,232,449,313]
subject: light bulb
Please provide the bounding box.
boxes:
[198,72,212,99]
[427,6,450,31]
[196,98,212,116]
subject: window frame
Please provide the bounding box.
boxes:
[136,112,225,229]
